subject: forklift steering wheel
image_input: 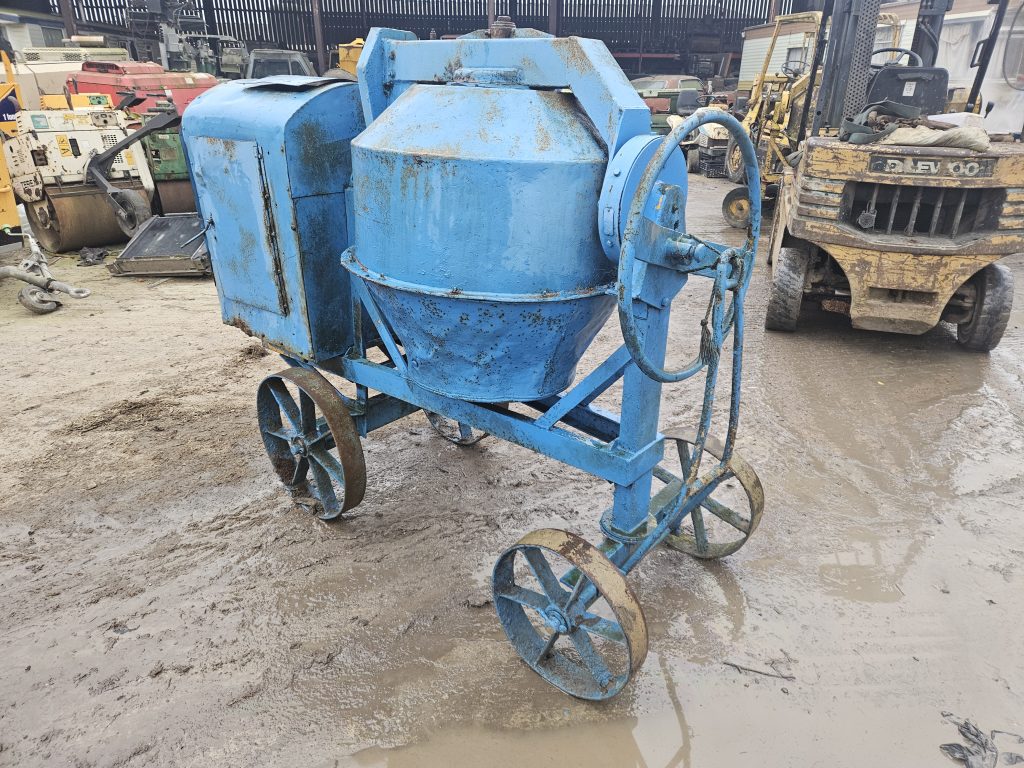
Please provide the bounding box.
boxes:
[869,47,923,72]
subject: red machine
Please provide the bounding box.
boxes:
[66,62,218,115]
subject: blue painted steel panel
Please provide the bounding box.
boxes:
[347,79,620,401]
[182,77,365,361]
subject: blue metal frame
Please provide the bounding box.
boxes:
[298,108,761,574]
[187,34,763,699]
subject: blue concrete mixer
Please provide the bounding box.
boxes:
[183,21,763,700]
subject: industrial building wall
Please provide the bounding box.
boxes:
[48,0,793,60]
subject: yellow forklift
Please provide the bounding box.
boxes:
[722,10,904,227]
[765,0,1023,351]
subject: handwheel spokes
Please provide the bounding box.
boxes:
[577,612,628,645]
[290,456,309,487]
[568,623,615,688]
[676,437,695,480]
[308,458,342,519]
[308,448,349,520]
[300,391,317,434]
[690,506,710,554]
[494,584,549,612]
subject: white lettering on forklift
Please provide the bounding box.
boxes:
[949,161,982,176]
[902,81,917,97]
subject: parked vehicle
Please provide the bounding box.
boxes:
[631,74,707,171]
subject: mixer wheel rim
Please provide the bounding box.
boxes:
[493,528,648,700]
[257,367,366,520]
[658,432,764,560]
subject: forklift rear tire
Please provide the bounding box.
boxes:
[687,149,699,173]
[726,137,746,184]
[764,247,808,332]
[956,263,1014,352]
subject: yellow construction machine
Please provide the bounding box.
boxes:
[327,38,363,80]
[0,49,23,236]
[722,10,904,227]
[764,0,1023,352]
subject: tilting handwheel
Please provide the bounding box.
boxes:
[493,528,648,700]
[653,433,764,559]
[257,367,366,520]
[425,412,486,445]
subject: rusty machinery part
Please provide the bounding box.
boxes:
[257,367,366,521]
[656,433,764,559]
[492,528,648,700]
[25,192,131,253]
[764,247,810,332]
[110,188,153,238]
[722,187,752,230]
[17,285,60,314]
[155,180,197,215]
[425,412,487,445]
[725,137,746,184]
[956,263,1014,352]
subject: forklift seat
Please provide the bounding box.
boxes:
[865,66,949,115]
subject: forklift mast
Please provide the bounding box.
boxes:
[911,0,955,67]
[811,0,885,133]
[811,0,1013,131]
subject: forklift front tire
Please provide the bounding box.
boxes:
[687,149,699,173]
[764,247,809,332]
[956,263,1014,352]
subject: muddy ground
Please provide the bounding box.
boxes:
[1,175,1022,767]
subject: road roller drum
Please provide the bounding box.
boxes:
[4,109,155,252]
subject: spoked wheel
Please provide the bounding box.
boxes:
[425,412,486,445]
[652,433,764,559]
[722,187,751,229]
[493,528,648,700]
[257,367,366,521]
